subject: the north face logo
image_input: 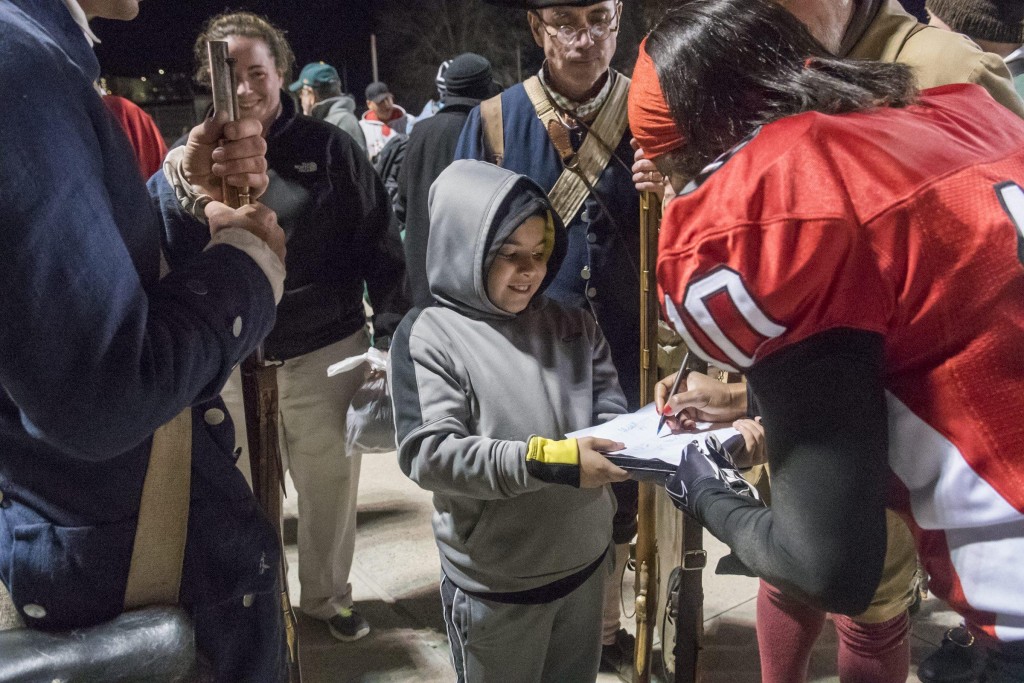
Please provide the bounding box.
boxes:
[294,162,318,173]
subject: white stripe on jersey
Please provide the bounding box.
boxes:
[886,391,1024,641]
[946,521,1024,641]
[886,392,1021,529]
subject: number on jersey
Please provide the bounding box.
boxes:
[995,181,1024,265]
[665,266,786,373]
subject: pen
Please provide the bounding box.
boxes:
[656,351,690,435]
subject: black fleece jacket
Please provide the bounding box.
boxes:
[172,94,407,360]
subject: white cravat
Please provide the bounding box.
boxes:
[60,0,102,46]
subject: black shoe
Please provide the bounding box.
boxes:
[327,607,370,642]
[917,625,987,683]
[600,628,635,680]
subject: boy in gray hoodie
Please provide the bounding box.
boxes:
[388,159,630,682]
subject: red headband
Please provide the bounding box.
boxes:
[628,37,685,159]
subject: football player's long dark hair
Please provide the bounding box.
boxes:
[646,0,917,179]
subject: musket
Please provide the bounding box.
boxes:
[636,190,706,683]
[207,40,301,682]
[634,190,661,683]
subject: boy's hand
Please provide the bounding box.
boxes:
[655,371,747,431]
[526,436,626,488]
[578,437,629,488]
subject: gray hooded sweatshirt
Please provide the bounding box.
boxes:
[388,159,626,596]
[310,94,367,155]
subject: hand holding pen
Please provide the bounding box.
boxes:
[656,352,689,435]
[654,362,750,433]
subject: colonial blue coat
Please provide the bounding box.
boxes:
[455,82,642,410]
[0,0,285,679]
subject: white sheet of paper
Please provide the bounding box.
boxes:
[566,403,740,465]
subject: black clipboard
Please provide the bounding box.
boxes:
[605,453,677,482]
[606,434,747,483]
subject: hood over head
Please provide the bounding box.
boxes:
[426,160,566,318]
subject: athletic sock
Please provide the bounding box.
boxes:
[756,579,826,683]
[833,611,910,683]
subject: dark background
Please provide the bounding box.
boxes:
[93,2,375,94]
[93,0,930,117]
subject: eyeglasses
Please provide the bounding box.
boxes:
[532,5,620,46]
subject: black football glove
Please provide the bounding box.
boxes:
[665,439,763,517]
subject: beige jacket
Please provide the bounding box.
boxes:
[848,0,1024,118]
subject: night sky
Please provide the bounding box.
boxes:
[92,2,375,92]
[91,0,929,99]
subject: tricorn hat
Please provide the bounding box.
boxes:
[482,0,619,8]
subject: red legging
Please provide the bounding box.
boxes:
[757,580,909,683]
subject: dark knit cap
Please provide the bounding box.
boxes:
[443,53,500,101]
[926,0,1024,44]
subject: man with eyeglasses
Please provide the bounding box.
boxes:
[455,1,640,678]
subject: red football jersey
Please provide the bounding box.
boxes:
[659,84,1024,641]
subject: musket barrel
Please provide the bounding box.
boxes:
[206,40,250,208]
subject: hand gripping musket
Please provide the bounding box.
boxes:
[207,41,301,682]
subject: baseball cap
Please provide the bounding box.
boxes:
[289,62,340,92]
[365,81,392,103]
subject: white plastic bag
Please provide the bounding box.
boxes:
[328,348,396,456]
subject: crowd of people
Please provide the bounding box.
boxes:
[1,0,1023,682]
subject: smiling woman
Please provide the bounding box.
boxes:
[193,13,295,135]
[180,9,407,650]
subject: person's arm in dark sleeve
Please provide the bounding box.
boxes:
[686,329,889,615]
[395,137,410,229]
[0,47,277,461]
[339,134,409,347]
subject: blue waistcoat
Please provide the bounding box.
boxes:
[455,82,642,409]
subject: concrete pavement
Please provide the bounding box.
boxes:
[282,453,960,683]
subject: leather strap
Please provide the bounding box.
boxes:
[523,73,631,226]
[0,582,24,631]
[480,93,505,166]
[123,409,192,609]
[0,410,192,630]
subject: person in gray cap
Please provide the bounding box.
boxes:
[454,2,641,677]
[290,61,367,155]
[360,81,409,161]
[927,0,1024,97]
[398,53,501,309]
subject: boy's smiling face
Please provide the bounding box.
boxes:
[487,215,550,314]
